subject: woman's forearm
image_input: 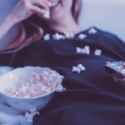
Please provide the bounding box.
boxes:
[0,15,17,40]
[0,0,51,41]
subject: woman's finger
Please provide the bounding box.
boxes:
[33,0,51,10]
[106,62,111,64]
[30,5,47,15]
[38,1,50,10]
[123,62,125,67]
[43,0,52,7]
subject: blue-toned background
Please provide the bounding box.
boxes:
[79,0,125,42]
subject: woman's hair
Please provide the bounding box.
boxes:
[1,0,82,54]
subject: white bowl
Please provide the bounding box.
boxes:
[0,66,63,112]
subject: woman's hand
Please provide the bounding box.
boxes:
[0,0,51,40]
[112,76,125,85]
[107,61,125,85]
[9,0,51,23]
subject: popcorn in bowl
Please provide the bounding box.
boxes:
[0,66,66,113]
[3,70,65,98]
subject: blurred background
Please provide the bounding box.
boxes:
[79,0,125,41]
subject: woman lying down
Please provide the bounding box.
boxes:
[0,0,125,125]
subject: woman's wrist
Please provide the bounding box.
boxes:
[5,14,19,26]
[0,14,19,40]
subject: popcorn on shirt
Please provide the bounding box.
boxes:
[88,28,97,34]
[72,64,86,73]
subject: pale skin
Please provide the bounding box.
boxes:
[0,0,125,124]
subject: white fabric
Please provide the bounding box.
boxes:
[0,97,33,125]
[0,67,31,125]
